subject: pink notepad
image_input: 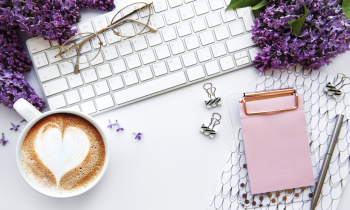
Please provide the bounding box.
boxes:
[239,93,314,195]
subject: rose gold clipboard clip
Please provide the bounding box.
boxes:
[239,88,299,115]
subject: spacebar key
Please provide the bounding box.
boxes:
[114,71,187,104]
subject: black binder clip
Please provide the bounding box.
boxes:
[200,113,221,139]
[324,73,349,99]
[203,83,222,108]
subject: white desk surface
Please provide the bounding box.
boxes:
[1,2,350,209]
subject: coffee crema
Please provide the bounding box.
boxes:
[21,113,105,193]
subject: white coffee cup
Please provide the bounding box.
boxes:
[14,98,109,198]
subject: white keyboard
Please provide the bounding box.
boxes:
[26,0,259,115]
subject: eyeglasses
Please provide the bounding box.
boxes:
[54,2,157,74]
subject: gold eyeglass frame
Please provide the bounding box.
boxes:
[55,2,156,73]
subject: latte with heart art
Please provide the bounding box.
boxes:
[21,114,105,193]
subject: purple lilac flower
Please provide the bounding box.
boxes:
[77,0,115,11]
[0,133,9,146]
[0,67,46,111]
[116,121,124,132]
[251,0,350,71]
[20,119,26,123]
[133,132,142,140]
[107,119,117,129]
[10,123,20,131]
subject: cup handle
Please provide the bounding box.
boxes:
[13,98,42,122]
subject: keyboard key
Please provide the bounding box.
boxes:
[191,17,206,32]
[139,5,154,18]
[89,52,104,66]
[140,50,156,64]
[93,17,108,32]
[204,60,220,75]
[155,45,171,59]
[208,0,224,10]
[81,68,97,83]
[150,14,165,28]
[92,34,107,49]
[138,66,154,81]
[50,40,59,47]
[72,55,89,70]
[162,27,177,41]
[167,57,183,71]
[168,0,182,8]
[81,100,96,114]
[206,13,221,27]
[118,23,136,36]
[67,73,83,88]
[184,35,200,50]
[47,94,66,110]
[197,47,212,62]
[33,53,49,68]
[111,59,127,74]
[96,64,112,78]
[226,33,255,52]
[214,26,229,40]
[219,56,235,70]
[114,71,187,104]
[65,90,81,105]
[109,76,124,90]
[121,5,139,20]
[132,36,148,51]
[236,7,254,31]
[94,80,110,95]
[117,41,133,56]
[211,43,227,57]
[248,47,262,60]
[103,45,118,61]
[43,78,69,96]
[47,48,62,63]
[123,71,139,86]
[147,31,163,46]
[234,51,248,59]
[134,18,151,34]
[58,62,74,75]
[170,40,185,55]
[61,43,77,58]
[164,10,180,25]
[221,9,236,22]
[193,1,209,15]
[38,65,60,82]
[229,21,244,36]
[199,31,215,45]
[187,65,205,81]
[79,22,95,36]
[96,95,114,111]
[76,40,92,54]
[107,12,122,23]
[105,30,122,44]
[182,52,197,67]
[28,37,51,53]
[80,85,95,100]
[179,5,195,20]
[236,57,250,66]
[176,22,192,37]
[66,105,81,112]
[153,62,168,76]
[153,0,168,12]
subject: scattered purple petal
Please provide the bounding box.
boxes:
[107,119,117,129]
[10,123,20,131]
[133,132,142,140]
[115,121,124,132]
[0,133,9,146]
[20,119,26,123]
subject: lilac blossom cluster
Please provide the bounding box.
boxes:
[0,0,115,111]
[252,0,350,71]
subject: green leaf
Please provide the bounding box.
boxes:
[251,0,270,10]
[226,0,260,10]
[343,0,350,19]
[287,4,309,36]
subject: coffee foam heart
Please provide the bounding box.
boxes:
[21,114,105,193]
[34,123,90,186]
